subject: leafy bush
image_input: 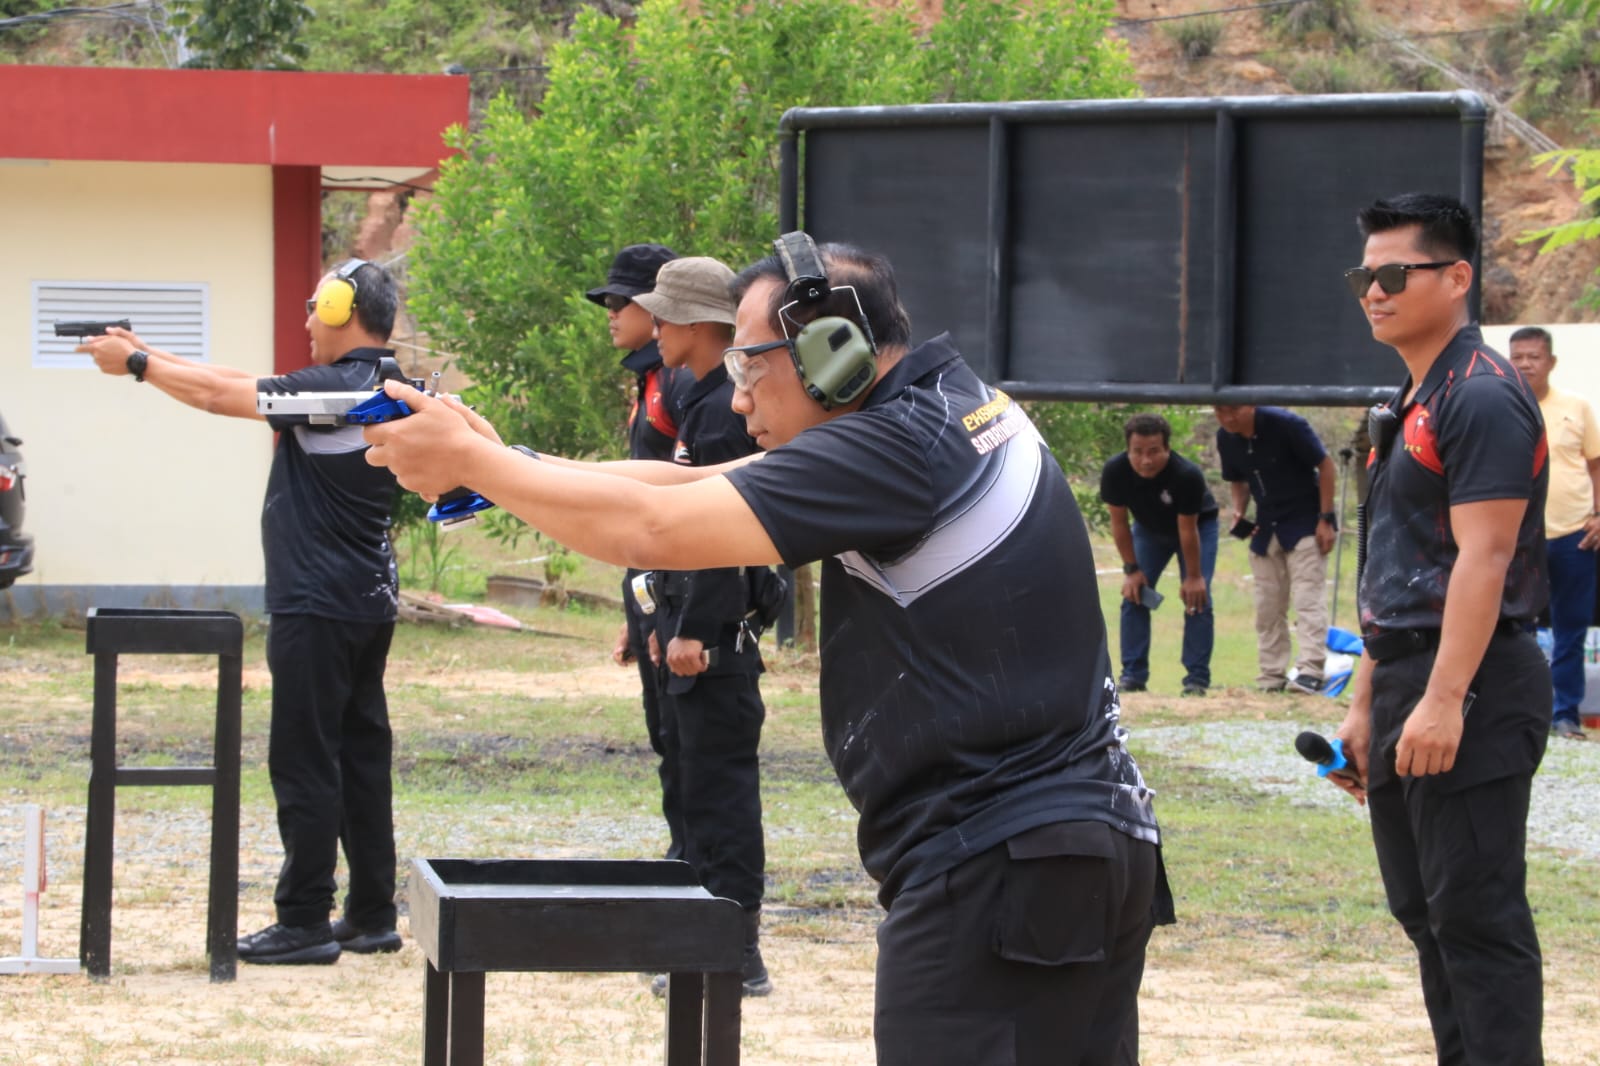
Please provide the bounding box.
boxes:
[409,0,1139,462]
[1276,48,1398,94]
[1266,0,1367,49]
[1523,148,1600,310]
[1164,15,1224,61]
[1520,16,1600,123]
[169,0,312,69]
[299,0,576,113]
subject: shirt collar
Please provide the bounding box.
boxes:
[333,346,394,365]
[1396,323,1484,411]
[859,332,962,410]
[620,339,664,375]
[683,362,730,404]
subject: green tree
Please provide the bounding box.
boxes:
[1521,0,1600,308]
[167,0,311,70]
[1529,0,1600,14]
[409,0,1137,461]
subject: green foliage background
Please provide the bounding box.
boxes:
[169,0,311,69]
[408,0,1140,465]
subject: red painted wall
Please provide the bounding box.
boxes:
[272,166,323,377]
[0,66,468,167]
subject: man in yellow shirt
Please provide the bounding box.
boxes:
[1510,325,1600,739]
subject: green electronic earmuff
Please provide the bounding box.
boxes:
[773,232,877,410]
[315,258,370,328]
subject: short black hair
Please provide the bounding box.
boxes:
[1509,325,1553,353]
[1356,192,1478,263]
[350,261,398,341]
[1123,413,1171,446]
[730,241,913,351]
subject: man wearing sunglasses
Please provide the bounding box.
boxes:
[633,256,775,997]
[584,242,694,865]
[1328,193,1550,1066]
[362,240,1170,1066]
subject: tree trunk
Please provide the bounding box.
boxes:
[793,563,817,651]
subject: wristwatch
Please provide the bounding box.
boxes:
[1122,561,1140,575]
[1318,511,1338,530]
[125,350,149,383]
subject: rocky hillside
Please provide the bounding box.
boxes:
[1111,0,1600,323]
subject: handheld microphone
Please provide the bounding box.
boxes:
[1295,730,1356,780]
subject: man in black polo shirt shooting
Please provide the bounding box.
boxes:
[80,260,405,964]
[1100,411,1220,697]
[1329,193,1550,1065]
[361,236,1172,1065]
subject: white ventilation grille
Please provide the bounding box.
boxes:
[32,281,210,368]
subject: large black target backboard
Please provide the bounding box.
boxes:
[779,93,1485,406]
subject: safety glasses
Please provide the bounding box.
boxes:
[723,339,794,391]
[1343,261,1457,300]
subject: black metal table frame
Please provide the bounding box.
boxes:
[80,607,243,982]
[412,858,744,1066]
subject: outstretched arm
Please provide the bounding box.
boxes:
[363,382,780,571]
[78,327,264,420]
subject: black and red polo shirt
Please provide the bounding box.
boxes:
[621,340,690,462]
[1358,324,1548,635]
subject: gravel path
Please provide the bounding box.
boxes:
[1133,719,1600,860]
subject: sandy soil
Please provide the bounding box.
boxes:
[3,892,1596,1065]
[1,661,1597,1064]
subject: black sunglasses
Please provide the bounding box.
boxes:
[1343,261,1457,300]
[602,293,632,313]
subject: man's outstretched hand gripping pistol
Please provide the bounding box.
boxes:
[256,358,494,529]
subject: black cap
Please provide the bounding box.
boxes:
[585,243,677,306]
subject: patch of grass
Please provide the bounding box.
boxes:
[1164,15,1223,61]
[1266,0,1368,48]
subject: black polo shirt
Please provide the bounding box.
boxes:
[1216,406,1327,554]
[1358,325,1548,634]
[725,333,1160,905]
[257,347,399,623]
[1100,451,1219,537]
[657,365,766,685]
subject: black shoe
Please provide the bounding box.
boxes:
[237,922,340,965]
[741,945,773,997]
[1118,677,1147,693]
[331,918,402,954]
[1181,683,1207,698]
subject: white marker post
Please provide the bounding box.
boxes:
[0,804,80,974]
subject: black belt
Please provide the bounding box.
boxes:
[1363,618,1528,662]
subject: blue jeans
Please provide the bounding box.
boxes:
[1120,518,1218,689]
[1547,529,1597,724]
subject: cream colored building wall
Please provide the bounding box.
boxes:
[1,160,274,592]
[1482,323,1600,410]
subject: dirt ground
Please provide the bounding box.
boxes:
[3,883,1597,1065]
[2,659,1599,1065]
